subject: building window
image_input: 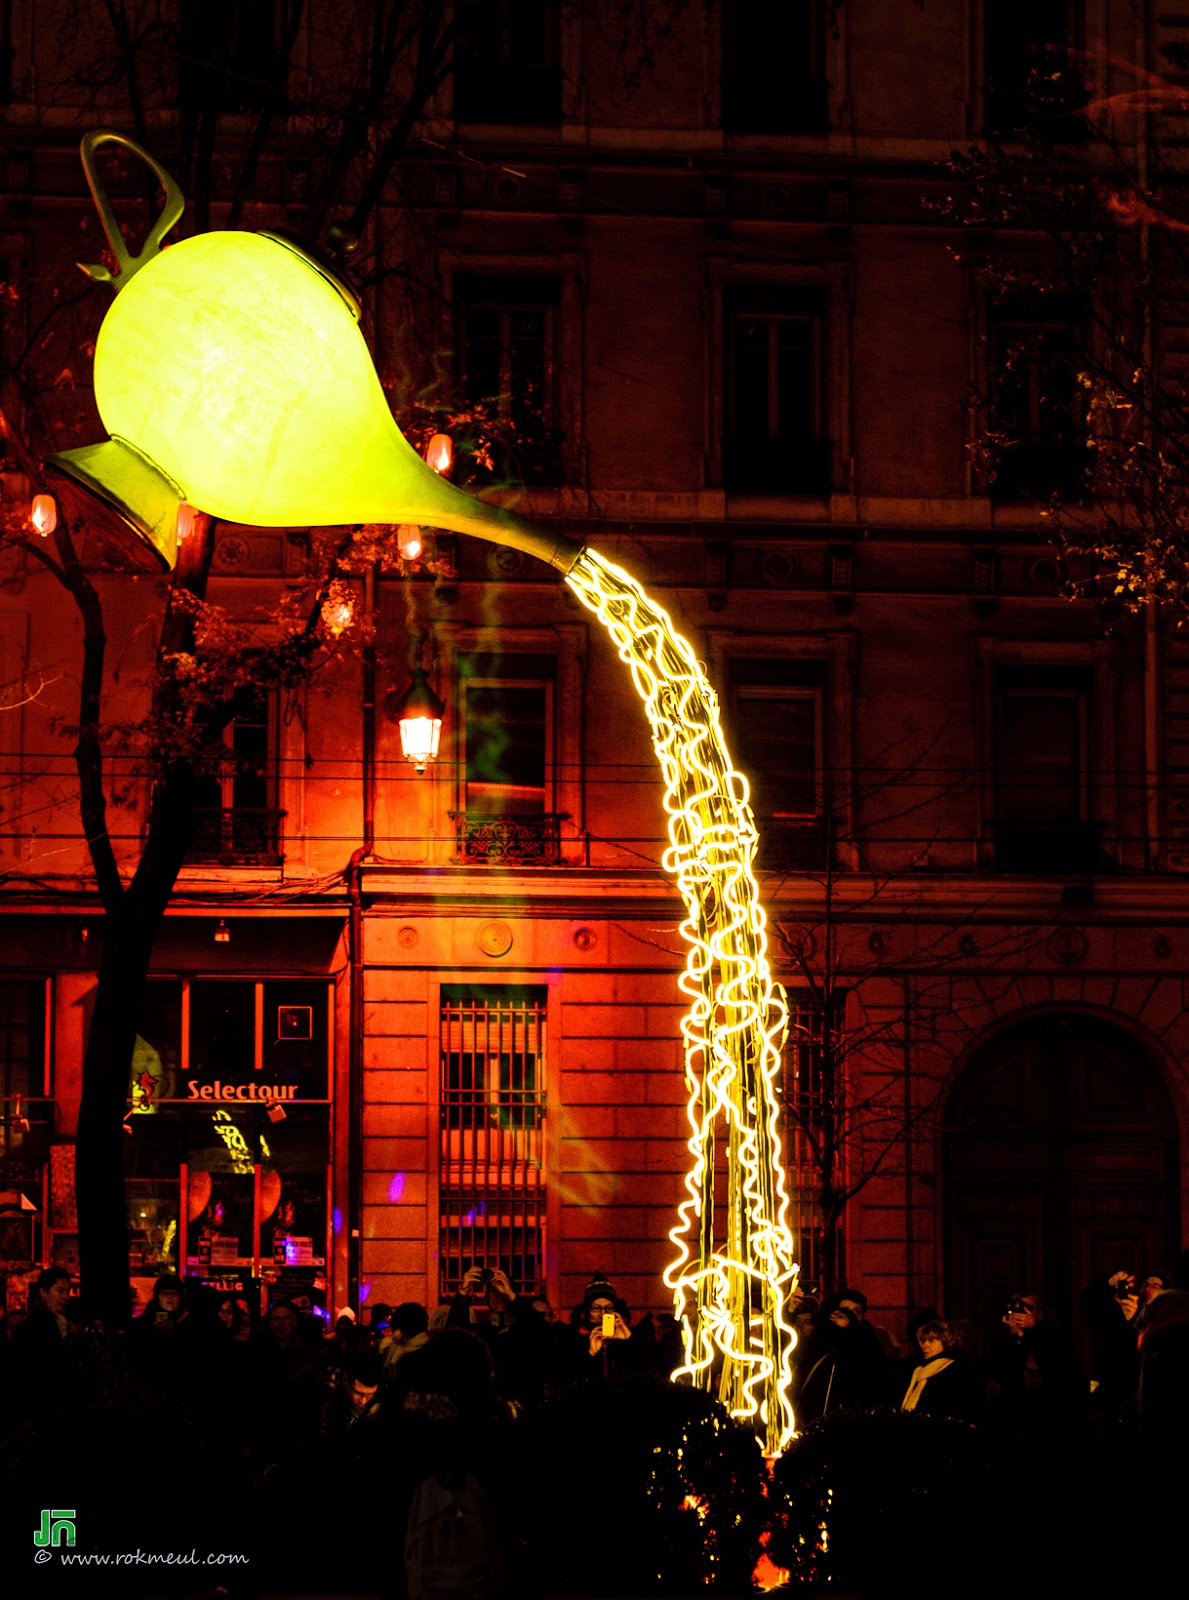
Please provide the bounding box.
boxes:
[0,977,45,1102]
[178,0,290,116]
[0,977,49,1183]
[725,286,830,493]
[452,653,563,865]
[126,977,331,1296]
[993,665,1102,872]
[986,311,1086,501]
[729,659,827,869]
[0,0,13,106]
[189,686,283,866]
[439,985,546,1298]
[721,0,827,134]
[782,994,843,1288]
[984,3,1085,138]
[456,275,564,485]
[453,0,561,125]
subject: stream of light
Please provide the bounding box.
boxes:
[565,546,800,1456]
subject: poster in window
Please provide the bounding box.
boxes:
[0,1212,35,1271]
[189,1173,253,1266]
[267,1176,326,1267]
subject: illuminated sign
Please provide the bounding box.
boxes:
[187,1080,298,1102]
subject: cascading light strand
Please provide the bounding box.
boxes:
[565,546,800,1456]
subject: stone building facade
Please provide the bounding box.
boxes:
[0,2,1185,1356]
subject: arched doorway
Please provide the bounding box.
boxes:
[945,1014,1180,1358]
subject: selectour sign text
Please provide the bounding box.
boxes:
[187,1080,298,1102]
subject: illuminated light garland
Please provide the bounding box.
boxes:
[565,546,800,1456]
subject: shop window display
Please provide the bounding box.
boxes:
[126,977,332,1313]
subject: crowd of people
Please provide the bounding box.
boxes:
[790,1266,1189,1434]
[2,1258,1188,1594]
[5,1256,1187,1452]
[0,1262,687,1463]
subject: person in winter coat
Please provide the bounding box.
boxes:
[981,1291,1087,1432]
[795,1292,892,1419]
[570,1271,644,1380]
[900,1318,981,1422]
[1080,1271,1142,1412]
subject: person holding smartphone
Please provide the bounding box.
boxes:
[585,1295,630,1357]
[572,1272,638,1378]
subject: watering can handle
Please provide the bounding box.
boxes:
[78,128,186,291]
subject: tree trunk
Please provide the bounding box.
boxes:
[75,906,157,1331]
[72,524,214,1330]
[75,762,203,1329]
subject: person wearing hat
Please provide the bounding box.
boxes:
[128,1272,197,1402]
[130,1272,190,1338]
[326,1304,364,1360]
[571,1271,639,1377]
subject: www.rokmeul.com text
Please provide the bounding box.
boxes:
[36,1550,249,1567]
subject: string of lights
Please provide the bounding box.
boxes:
[565,545,799,1457]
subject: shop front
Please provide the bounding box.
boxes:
[126,974,334,1316]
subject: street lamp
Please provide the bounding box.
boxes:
[49,128,801,1456]
[385,665,444,773]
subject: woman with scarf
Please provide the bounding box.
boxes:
[900,1318,981,1422]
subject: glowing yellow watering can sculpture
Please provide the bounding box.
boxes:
[51,131,577,575]
[50,130,801,1455]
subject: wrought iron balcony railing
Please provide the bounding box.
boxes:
[450,811,567,866]
[755,818,829,874]
[188,807,285,867]
[992,819,1109,876]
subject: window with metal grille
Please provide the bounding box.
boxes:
[452,652,563,866]
[439,985,547,1297]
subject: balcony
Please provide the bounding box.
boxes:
[450,812,566,867]
[755,819,828,874]
[992,820,1110,876]
[188,807,284,868]
[724,435,832,496]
